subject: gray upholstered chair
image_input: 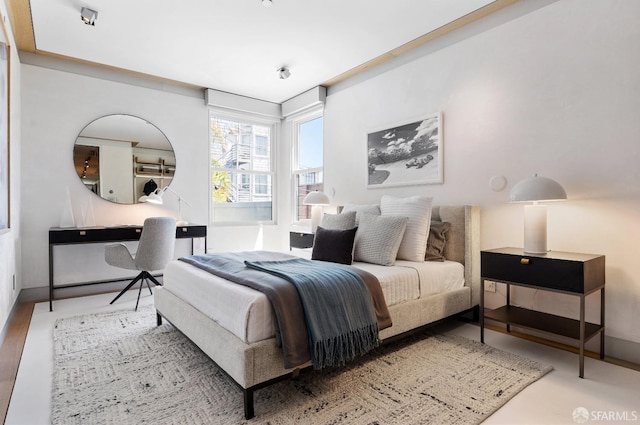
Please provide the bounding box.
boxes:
[105,217,176,310]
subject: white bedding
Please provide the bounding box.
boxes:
[162,256,464,344]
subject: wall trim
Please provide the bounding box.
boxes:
[19,51,204,99]
[281,86,326,118]
[205,88,282,119]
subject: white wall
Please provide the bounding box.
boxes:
[19,66,205,291]
[0,1,23,337]
[324,0,640,351]
[20,63,293,295]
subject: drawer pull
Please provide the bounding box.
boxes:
[182,227,188,232]
[520,258,530,265]
[79,230,86,236]
[136,228,142,233]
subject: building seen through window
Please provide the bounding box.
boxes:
[210,115,274,223]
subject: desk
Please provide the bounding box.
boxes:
[480,247,605,378]
[49,224,207,311]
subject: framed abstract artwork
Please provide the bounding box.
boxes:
[0,16,9,233]
[367,113,442,189]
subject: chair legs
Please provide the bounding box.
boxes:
[110,271,161,310]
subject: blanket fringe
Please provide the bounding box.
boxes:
[312,323,380,370]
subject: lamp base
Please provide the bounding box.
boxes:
[310,205,323,233]
[523,204,548,254]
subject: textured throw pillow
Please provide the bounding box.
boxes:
[311,226,358,265]
[341,203,381,225]
[425,221,451,261]
[380,195,433,262]
[319,211,357,230]
[354,214,409,266]
[436,206,466,264]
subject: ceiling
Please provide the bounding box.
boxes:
[9,0,514,104]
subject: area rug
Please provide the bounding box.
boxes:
[51,306,552,425]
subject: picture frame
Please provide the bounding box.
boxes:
[0,15,9,234]
[367,112,442,189]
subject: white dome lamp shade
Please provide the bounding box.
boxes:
[509,174,567,254]
[303,191,330,233]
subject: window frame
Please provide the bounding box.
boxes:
[208,109,278,226]
[290,106,324,226]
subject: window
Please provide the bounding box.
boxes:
[292,112,323,223]
[209,113,275,224]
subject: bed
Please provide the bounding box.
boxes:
[154,203,480,419]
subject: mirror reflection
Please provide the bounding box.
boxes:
[73,114,176,204]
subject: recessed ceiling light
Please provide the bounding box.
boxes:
[278,67,291,79]
[80,7,98,26]
[262,0,273,7]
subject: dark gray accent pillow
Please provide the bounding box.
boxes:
[425,221,451,261]
[311,226,358,265]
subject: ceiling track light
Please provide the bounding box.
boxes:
[262,0,273,7]
[80,7,98,26]
[278,67,291,80]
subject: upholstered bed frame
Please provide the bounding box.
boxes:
[154,205,480,419]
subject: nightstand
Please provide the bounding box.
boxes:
[480,247,605,378]
[289,231,314,250]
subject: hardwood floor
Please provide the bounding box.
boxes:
[0,303,34,424]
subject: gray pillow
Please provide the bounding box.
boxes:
[319,211,356,230]
[354,214,408,266]
[341,203,380,225]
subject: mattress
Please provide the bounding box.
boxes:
[162,256,464,344]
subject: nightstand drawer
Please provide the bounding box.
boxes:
[176,225,207,238]
[481,248,605,293]
[290,232,314,249]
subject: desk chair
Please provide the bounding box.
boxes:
[105,217,176,310]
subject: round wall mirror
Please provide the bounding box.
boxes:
[73,114,176,204]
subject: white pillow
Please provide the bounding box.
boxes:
[354,214,408,266]
[320,211,356,230]
[380,195,433,262]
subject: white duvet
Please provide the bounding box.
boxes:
[162,256,464,344]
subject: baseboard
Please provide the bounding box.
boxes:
[483,322,640,371]
[18,279,158,304]
[16,287,48,303]
[605,335,640,371]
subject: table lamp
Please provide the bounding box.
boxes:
[142,186,192,226]
[509,173,566,254]
[303,190,330,233]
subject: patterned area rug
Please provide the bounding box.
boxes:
[51,306,552,424]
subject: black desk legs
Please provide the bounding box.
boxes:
[480,278,485,343]
[601,288,606,360]
[49,244,54,312]
[579,295,586,378]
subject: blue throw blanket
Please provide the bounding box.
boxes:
[245,257,379,370]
